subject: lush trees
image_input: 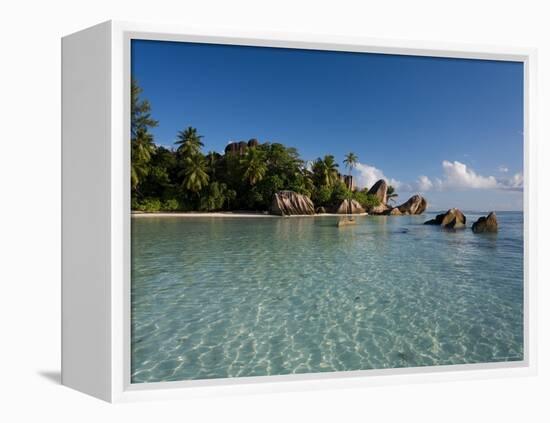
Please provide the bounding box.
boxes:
[180,155,209,194]
[131,82,384,213]
[131,80,158,191]
[242,148,267,186]
[312,155,340,188]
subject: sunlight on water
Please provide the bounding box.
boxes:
[131,212,523,383]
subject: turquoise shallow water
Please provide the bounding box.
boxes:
[131,211,524,383]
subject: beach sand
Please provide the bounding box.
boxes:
[131,211,369,218]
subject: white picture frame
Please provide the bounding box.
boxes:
[61,20,538,403]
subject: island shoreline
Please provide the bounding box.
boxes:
[131,211,370,218]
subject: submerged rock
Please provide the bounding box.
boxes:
[270,191,315,216]
[397,195,428,215]
[367,179,388,204]
[334,199,365,214]
[424,208,466,229]
[472,212,498,233]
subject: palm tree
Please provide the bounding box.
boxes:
[130,80,157,192]
[181,155,209,194]
[175,127,204,156]
[131,128,155,189]
[387,185,398,204]
[205,151,220,177]
[313,155,340,187]
[343,152,358,176]
[242,148,267,186]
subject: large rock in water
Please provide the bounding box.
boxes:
[367,179,388,204]
[334,199,365,214]
[270,191,315,216]
[472,212,498,233]
[424,208,466,229]
[397,195,428,215]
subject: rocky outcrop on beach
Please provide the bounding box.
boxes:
[472,212,498,233]
[367,179,388,204]
[316,206,327,214]
[270,191,315,216]
[369,204,391,215]
[365,180,426,216]
[397,195,428,215]
[338,174,355,191]
[424,208,466,229]
[334,199,366,214]
[387,207,403,216]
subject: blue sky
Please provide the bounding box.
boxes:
[131,40,524,211]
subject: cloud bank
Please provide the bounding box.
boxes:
[355,160,522,193]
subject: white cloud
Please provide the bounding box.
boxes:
[500,172,523,191]
[498,165,509,173]
[440,160,499,189]
[354,160,522,194]
[416,175,433,191]
[355,163,402,190]
[412,161,522,192]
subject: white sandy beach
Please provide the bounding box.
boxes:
[131,211,369,218]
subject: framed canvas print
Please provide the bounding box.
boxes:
[61,21,537,402]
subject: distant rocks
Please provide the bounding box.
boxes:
[396,195,428,215]
[334,199,365,214]
[367,179,388,205]
[424,208,466,229]
[472,212,498,233]
[270,191,315,216]
[225,138,260,155]
[316,206,327,214]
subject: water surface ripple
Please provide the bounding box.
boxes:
[131,212,524,383]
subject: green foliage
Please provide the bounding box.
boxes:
[331,181,352,203]
[175,127,204,156]
[130,81,390,213]
[343,152,359,175]
[134,198,162,212]
[241,148,267,186]
[312,155,339,187]
[312,185,333,206]
[180,154,209,194]
[353,190,381,209]
[386,184,398,203]
[162,199,180,211]
[200,182,235,211]
[131,80,158,192]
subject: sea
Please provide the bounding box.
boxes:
[130,211,524,383]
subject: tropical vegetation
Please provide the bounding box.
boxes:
[131,81,383,213]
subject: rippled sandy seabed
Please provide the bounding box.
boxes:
[130,212,523,383]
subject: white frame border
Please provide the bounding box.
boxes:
[108,21,537,403]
